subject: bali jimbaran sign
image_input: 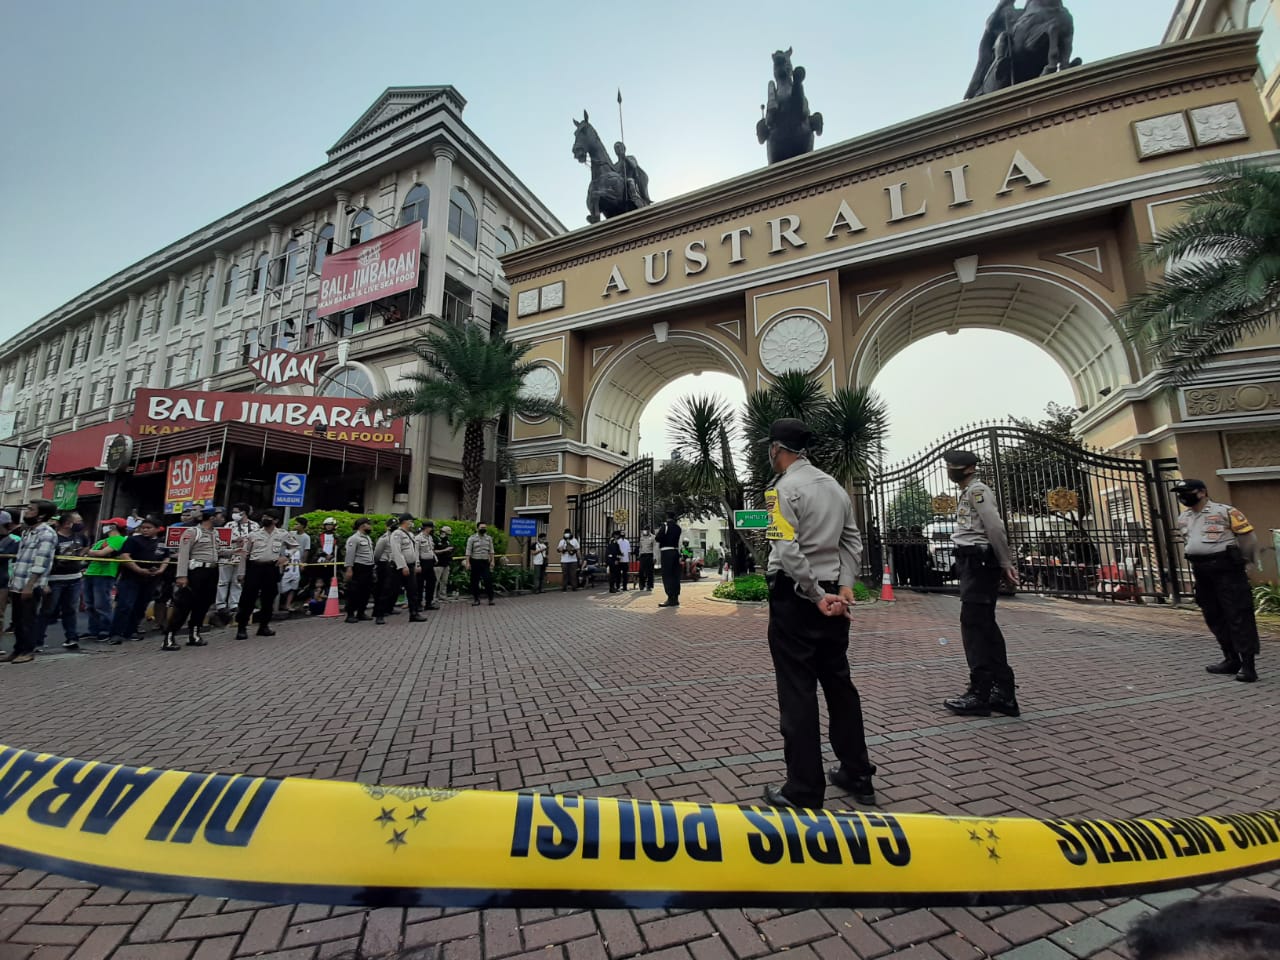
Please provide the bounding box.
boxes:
[132,389,404,449]
[317,222,421,318]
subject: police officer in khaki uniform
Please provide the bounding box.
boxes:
[165,504,228,650]
[383,514,426,623]
[464,522,497,606]
[1174,479,1260,683]
[942,449,1021,717]
[761,419,878,809]
[234,511,297,639]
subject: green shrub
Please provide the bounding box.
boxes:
[852,581,874,602]
[713,574,769,602]
[1255,582,1280,615]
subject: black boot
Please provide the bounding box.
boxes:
[344,614,358,623]
[234,627,249,640]
[162,631,179,651]
[1235,655,1258,683]
[944,688,992,717]
[828,767,878,806]
[1206,656,1242,675]
[989,685,1021,717]
[187,626,206,647]
[256,625,276,637]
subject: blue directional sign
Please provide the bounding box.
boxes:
[273,472,306,508]
[508,517,538,538]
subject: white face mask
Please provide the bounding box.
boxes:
[232,512,243,521]
[102,526,114,535]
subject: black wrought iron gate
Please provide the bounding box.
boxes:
[568,457,656,566]
[873,424,1186,602]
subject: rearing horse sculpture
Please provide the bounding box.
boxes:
[965,0,1081,99]
[571,110,651,224]
[756,47,824,165]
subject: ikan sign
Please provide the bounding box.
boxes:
[249,348,326,387]
[318,222,421,318]
[164,452,221,513]
[133,389,405,450]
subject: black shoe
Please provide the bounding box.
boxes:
[944,690,992,716]
[989,687,1021,717]
[425,605,441,611]
[1236,657,1258,683]
[106,635,125,645]
[256,627,276,637]
[234,629,249,640]
[658,601,679,608]
[162,632,179,651]
[357,613,373,621]
[62,640,80,650]
[762,784,816,808]
[1206,658,1242,675]
[345,615,358,623]
[409,614,427,622]
[471,600,480,606]
[488,600,495,606]
[375,617,386,625]
[827,767,878,806]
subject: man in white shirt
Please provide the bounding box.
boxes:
[216,503,259,624]
[617,531,632,592]
[557,529,580,592]
[531,533,549,594]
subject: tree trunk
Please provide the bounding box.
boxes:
[461,419,485,521]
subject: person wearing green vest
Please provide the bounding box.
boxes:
[84,517,127,643]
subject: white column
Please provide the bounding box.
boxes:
[197,253,228,380]
[111,295,140,407]
[423,145,455,321]
[79,311,105,411]
[149,274,181,387]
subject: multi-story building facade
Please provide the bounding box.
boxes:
[1166,0,1280,120]
[0,86,563,521]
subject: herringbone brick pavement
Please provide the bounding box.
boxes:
[1,584,1276,959]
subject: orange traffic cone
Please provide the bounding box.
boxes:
[879,564,896,603]
[323,573,342,618]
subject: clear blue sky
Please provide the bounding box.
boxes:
[1,0,1182,459]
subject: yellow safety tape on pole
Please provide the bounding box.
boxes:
[1,745,1278,909]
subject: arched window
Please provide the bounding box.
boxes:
[173,285,186,323]
[320,365,375,400]
[313,224,335,274]
[448,188,478,247]
[400,184,429,226]
[283,239,301,283]
[153,292,166,333]
[349,209,375,246]
[221,264,240,307]
[251,252,269,295]
[202,272,216,314]
[493,226,517,259]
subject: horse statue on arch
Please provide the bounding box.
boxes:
[571,110,651,224]
[965,0,1082,99]
[756,47,824,165]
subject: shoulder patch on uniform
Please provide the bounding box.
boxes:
[764,488,796,542]
[1228,508,1254,535]
[973,493,984,504]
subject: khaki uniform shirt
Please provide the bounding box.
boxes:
[1178,500,1254,557]
[415,531,437,563]
[388,527,417,569]
[237,527,297,576]
[466,534,495,560]
[177,525,224,576]
[951,479,1013,569]
[373,532,391,563]
[765,459,863,603]
[638,533,655,556]
[345,532,374,569]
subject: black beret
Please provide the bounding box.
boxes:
[764,418,813,451]
[942,449,979,468]
[1171,478,1206,492]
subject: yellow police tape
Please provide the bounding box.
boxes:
[1,744,1277,909]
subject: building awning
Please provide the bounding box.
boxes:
[128,423,411,474]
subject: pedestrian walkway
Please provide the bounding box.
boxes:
[1,586,1276,958]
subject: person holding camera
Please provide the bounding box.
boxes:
[1174,479,1261,683]
[557,528,580,591]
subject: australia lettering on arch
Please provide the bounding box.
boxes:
[599,149,1051,298]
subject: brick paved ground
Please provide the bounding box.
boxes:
[1,584,1277,959]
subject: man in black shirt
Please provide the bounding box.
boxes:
[656,512,682,608]
[109,516,168,644]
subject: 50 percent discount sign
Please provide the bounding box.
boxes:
[164,452,221,513]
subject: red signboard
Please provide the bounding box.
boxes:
[318,222,421,318]
[133,389,404,449]
[166,526,233,549]
[249,348,326,387]
[163,452,221,513]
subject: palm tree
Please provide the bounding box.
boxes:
[1120,160,1280,383]
[814,386,888,488]
[371,323,573,519]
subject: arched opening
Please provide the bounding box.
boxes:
[585,332,749,457]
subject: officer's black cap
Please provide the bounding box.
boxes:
[1172,478,1207,492]
[763,418,813,451]
[942,449,979,468]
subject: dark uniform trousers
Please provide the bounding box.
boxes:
[660,549,681,603]
[1191,548,1260,659]
[10,589,43,655]
[470,559,494,602]
[419,561,436,608]
[169,566,218,633]
[639,554,655,590]
[346,564,374,617]
[378,564,418,616]
[237,562,281,628]
[767,573,874,807]
[955,545,1015,695]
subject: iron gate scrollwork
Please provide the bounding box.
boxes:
[874,424,1185,602]
[568,456,655,573]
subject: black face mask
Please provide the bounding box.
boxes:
[1177,491,1203,507]
[947,468,970,483]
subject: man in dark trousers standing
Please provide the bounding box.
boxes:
[637,526,656,591]
[1174,478,1261,683]
[941,449,1021,717]
[344,517,375,622]
[234,511,296,639]
[761,419,877,809]
[656,512,682,608]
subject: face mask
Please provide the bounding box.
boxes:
[71,523,84,533]
[947,468,969,483]
[102,526,114,535]
[478,528,487,535]
[232,512,243,521]
[24,514,42,526]
[1177,491,1202,507]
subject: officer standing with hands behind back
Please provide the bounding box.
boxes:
[942,449,1021,718]
[1173,479,1261,683]
[761,419,878,810]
